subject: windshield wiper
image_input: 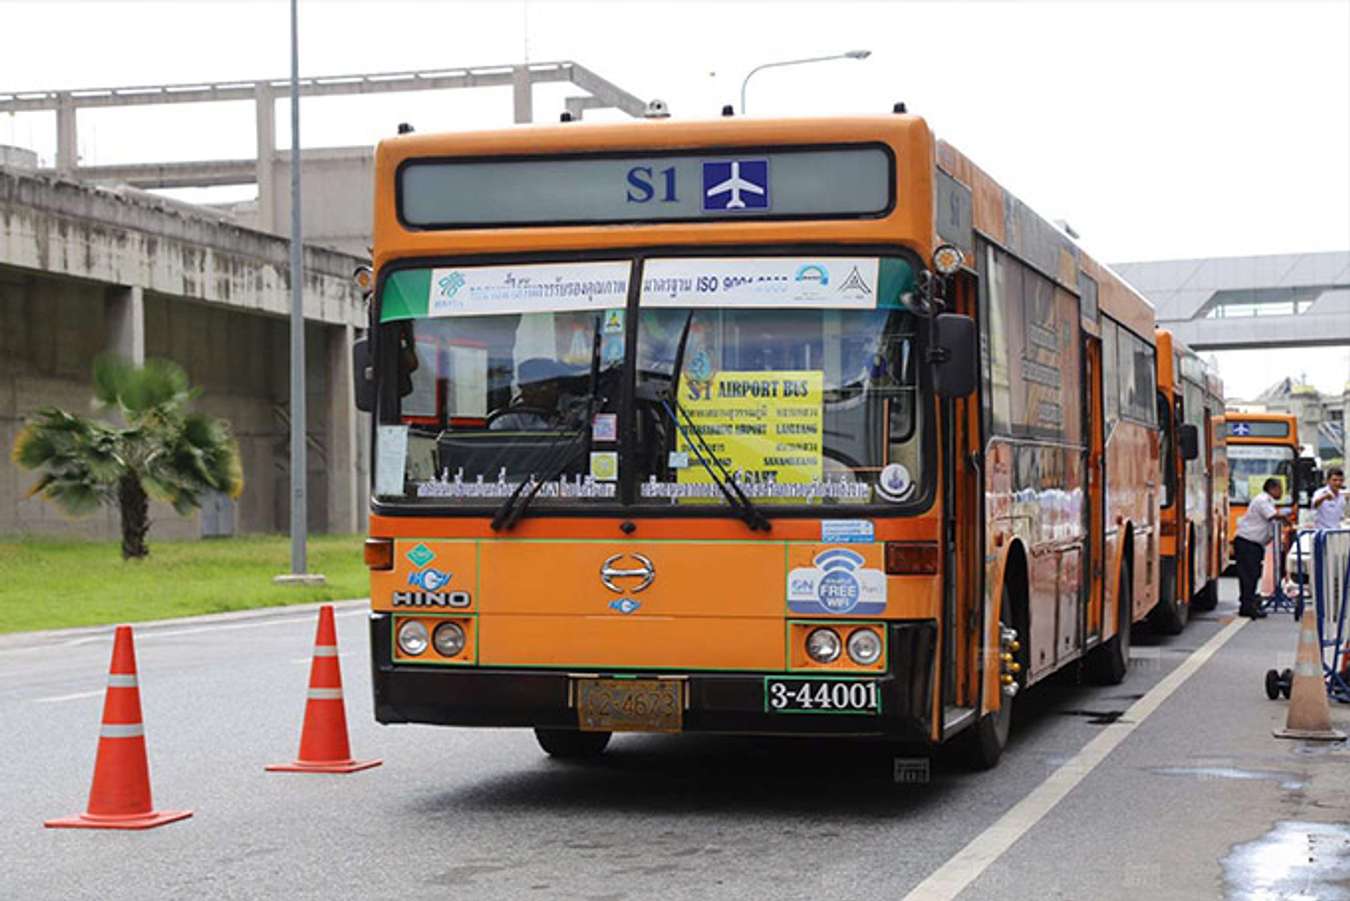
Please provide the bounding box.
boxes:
[660,395,771,532]
[491,316,604,532]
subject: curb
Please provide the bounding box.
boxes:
[0,598,370,651]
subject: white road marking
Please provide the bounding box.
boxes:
[903,617,1248,901]
[32,689,103,704]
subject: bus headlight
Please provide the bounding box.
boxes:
[846,628,883,665]
[433,621,466,657]
[397,620,429,656]
[806,628,842,664]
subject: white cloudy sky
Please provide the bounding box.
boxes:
[2,0,1348,398]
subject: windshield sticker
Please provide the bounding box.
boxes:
[422,261,630,318]
[821,520,875,544]
[590,451,619,482]
[676,370,824,489]
[787,548,887,615]
[375,425,409,497]
[876,463,914,502]
[414,471,617,499]
[668,450,690,470]
[640,258,880,309]
[591,413,618,443]
[641,476,870,501]
[603,308,625,334]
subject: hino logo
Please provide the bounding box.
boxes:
[600,553,655,593]
[393,591,470,608]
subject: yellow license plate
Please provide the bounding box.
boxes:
[575,678,683,733]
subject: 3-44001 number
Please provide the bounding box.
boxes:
[766,679,880,714]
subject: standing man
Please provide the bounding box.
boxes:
[1233,477,1290,618]
[1312,467,1346,531]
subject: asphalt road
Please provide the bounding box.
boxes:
[2,581,1347,900]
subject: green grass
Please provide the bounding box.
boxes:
[0,534,368,634]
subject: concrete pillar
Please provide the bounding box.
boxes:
[254,84,277,234]
[326,323,360,533]
[512,66,533,124]
[55,94,78,176]
[105,285,145,365]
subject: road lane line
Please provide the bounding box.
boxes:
[903,617,1248,901]
[33,689,104,704]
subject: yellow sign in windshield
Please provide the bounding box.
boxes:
[678,370,823,487]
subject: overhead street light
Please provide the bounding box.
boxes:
[739,49,871,115]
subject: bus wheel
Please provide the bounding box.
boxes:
[961,589,1019,770]
[1087,563,1132,685]
[1150,551,1189,635]
[534,728,611,759]
[1192,577,1219,612]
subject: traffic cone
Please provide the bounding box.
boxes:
[1274,606,1347,741]
[45,626,192,829]
[267,605,381,773]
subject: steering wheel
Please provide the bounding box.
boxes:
[485,405,557,429]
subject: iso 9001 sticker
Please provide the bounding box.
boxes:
[765,677,881,714]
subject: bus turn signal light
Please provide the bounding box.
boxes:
[364,538,394,571]
[885,542,939,575]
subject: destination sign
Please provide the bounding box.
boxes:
[398,146,892,227]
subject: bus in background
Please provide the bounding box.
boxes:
[1152,331,1225,631]
[1223,411,1301,563]
[357,113,1159,770]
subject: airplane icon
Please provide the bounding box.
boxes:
[702,159,769,211]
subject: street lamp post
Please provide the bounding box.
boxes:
[739,49,871,115]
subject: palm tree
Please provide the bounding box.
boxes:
[12,355,244,560]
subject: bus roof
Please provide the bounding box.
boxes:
[372,115,937,271]
[936,141,1155,340]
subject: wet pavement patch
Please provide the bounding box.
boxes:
[1223,820,1350,900]
[1057,708,1127,725]
[1150,766,1306,791]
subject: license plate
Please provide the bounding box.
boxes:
[765,677,881,714]
[575,679,683,733]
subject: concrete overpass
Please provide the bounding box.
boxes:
[0,166,368,539]
[1112,251,1350,351]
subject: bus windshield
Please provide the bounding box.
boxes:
[1227,444,1295,505]
[373,254,927,512]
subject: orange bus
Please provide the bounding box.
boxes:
[356,114,1159,768]
[1152,331,1225,629]
[1223,411,1300,562]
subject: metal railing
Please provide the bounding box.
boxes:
[1286,526,1350,702]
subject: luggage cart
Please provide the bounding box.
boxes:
[1265,527,1350,703]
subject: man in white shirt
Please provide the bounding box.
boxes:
[1312,467,1345,532]
[1233,478,1289,618]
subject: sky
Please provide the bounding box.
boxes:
[2,0,1348,397]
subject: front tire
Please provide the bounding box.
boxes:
[1192,576,1219,612]
[960,588,1019,770]
[1150,549,1190,635]
[534,728,611,759]
[1087,561,1132,685]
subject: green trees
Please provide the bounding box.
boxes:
[12,355,243,559]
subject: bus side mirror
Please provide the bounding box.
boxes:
[353,336,375,413]
[1178,423,1199,461]
[931,313,977,398]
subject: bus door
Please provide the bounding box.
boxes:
[1082,334,1105,644]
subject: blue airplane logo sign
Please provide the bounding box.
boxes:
[1231,422,1251,437]
[702,159,769,212]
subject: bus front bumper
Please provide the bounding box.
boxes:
[368,614,936,742]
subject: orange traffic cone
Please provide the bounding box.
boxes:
[267,605,381,773]
[45,626,192,829]
[1274,606,1347,741]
